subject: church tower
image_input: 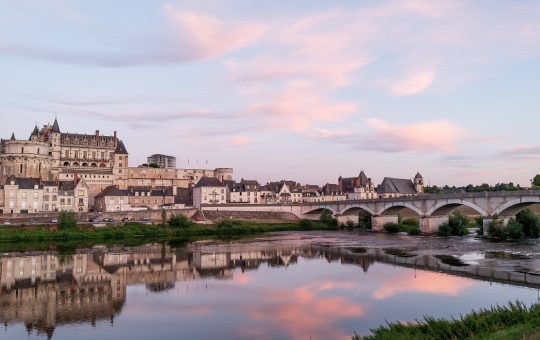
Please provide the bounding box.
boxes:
[113,140,129,189]
[414,172,424,194]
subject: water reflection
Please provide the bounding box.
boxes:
[1,242,540,339]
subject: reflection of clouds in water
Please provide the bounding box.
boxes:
[241,286,364,340]
[372,271,477,300]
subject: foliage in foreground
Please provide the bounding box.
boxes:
[58,211,77,230]
[437,211,470,236]
[354,301,540,340]
[487,209,540,240]
[383,218,420,235]
[0,220,339,244]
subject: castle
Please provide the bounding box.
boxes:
[0,118,233,210]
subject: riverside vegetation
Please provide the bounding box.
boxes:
[354,302,540,340]
[0,210,340,244]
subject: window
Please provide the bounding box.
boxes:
[22,193,27,199]
[78,190,84,197]
[33,192,38,199]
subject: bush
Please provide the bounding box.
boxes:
[438,222,452,236]
[408,227,420,235]
[515,209,539,238]
[345,220,355,230]
[448,211,469,236]
[359,214,372,230]
[58,211,77,230]
[168,214,193,228]
[504,218,525,240]
[401,218,419,228]
[299,219,314,230]
[320,210,338,227]
[384,222,400,233]
[487,216,505,239]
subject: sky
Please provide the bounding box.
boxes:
[0,0,539,187]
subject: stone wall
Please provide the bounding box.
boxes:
[202,210,299,222]
[0,208,198,224]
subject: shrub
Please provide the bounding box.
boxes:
[408,227,420,235]
[359,214,372,230]
[320,210,338,227]
[168,214,193,228]
[504,218,525,240]
[448,211,469,236]
[345,220,355,230]
[58,211,77,230]
[299,219,314,230]
[487,216,505,239]
[401,218,419,228]
[515,209,539,238]
[384,222,400,233]
[437,222,452,237]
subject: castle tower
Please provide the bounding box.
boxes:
[113,140,129,189]
[49,118,62,179]
[414,172,424,194]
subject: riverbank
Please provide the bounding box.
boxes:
[0,220,337,245]
[356,302,540,339]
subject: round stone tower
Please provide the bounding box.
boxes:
[0,133,52,180]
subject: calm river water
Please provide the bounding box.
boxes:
[2,231,540,339]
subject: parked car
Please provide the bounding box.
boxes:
[103,218,114,223]
[50,218,58,223]
[142,217,150,222]
[121,217,129,222]
[2,221,11,225]
[30,219,37,225]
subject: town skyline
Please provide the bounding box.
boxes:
[1,1,539,186]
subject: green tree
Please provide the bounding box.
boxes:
[58,211,77,230]
[320,210,337,227]
[161,209,167,227]
[168,214,193,228]
[448,211,469,236]
[515,209,539,238]
[533,174,540,187]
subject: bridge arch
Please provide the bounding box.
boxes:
[378,202,422,216]
[492,197,540,217]
[303,206,339,216]
[426,200,488,217]
[341,205,376,216]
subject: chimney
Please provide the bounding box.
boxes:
[114,131,117,139]
[95,130,100,138]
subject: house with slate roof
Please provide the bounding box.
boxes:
[377,172,424,198]
[193,177,226,208]
[338,170,377,200]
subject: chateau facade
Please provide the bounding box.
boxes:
[0,118,233,211]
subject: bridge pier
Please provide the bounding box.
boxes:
[372,215,399,231]
[336,214,359,227]
[482,217,511,233]
[419,216,448,234]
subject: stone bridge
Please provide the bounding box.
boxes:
[203,191,540,233]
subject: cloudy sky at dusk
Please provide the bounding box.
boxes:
[1,0,539,186]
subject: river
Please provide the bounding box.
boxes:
[2,231,540,339]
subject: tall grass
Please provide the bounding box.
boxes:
[353,301,540,340]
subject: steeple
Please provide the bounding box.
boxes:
[10,132,15,140]
[51,117,60,133]
[30,125,39,140]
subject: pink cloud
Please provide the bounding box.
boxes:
[164,4,266,60]
[387,70,436,96]
[228,136,252,148]
[365,118,467,153]
[372,271,476,300]
[244,82,357,131]
[244,286,364,339]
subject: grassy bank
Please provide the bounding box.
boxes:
[0,219,337,245]
[354,302,540,340]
